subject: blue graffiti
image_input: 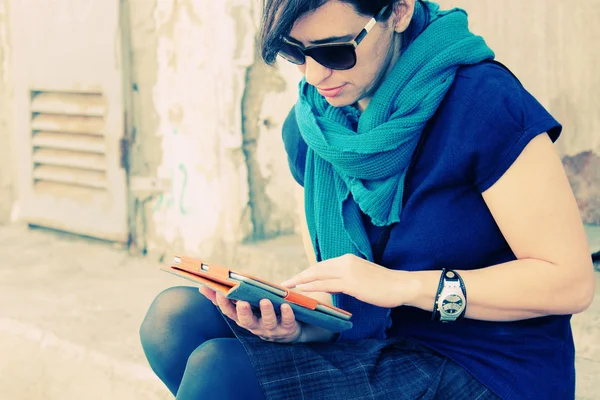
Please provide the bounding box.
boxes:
[154,162,189,216]
[178,163,188,215]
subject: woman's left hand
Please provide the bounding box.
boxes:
[280,254,415,308]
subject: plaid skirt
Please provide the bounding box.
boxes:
[219,312,499,400]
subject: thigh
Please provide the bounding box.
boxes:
[177,338,265,400]
[434,358,499,400]
[144,286,235,341]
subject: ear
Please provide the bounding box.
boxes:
[392,0,416,33]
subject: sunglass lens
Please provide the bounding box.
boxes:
[278,42,305,65]
[310,45,356,70]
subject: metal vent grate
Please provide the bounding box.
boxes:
[30,90,108,191]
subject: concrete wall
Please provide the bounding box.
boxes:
[0,0,597,250]
[127,0,301,260]
[0,0,14,225]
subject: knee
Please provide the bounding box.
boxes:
[139,286,202,346]
[185,339,240,377]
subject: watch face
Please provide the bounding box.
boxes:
[441,293,465,315]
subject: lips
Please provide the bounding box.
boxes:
[317,84,346,98]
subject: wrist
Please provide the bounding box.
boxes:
[403,270,442,311]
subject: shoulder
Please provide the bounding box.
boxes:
[429,61,562,191]
[454,61,522,94]
[449,61,528,119]
[447,61,559,138]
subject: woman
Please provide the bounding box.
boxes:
[140,1,595,399]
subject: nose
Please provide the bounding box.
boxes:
[302,56,333,87]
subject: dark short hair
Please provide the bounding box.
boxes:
[259,0,396,65]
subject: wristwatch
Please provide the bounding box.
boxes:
[433,269,467,322]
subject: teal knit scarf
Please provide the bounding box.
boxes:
[294,1,494,341]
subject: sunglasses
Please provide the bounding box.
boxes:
[278,5,389,71]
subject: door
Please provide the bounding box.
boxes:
[9,0,129,242]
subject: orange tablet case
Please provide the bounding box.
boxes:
[161,255,353,332]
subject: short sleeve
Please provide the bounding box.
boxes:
[282,105,308,187]
[452,63,563,192]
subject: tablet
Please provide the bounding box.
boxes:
[197,263,351,321]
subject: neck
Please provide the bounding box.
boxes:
[356,33,404,113]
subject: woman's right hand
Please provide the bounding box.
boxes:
[198,286,304,344]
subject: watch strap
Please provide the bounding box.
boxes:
[431,268,447,321]
[453,270,467,321]
[456,271,467,304]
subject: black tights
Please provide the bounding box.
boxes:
[139,286,265,399]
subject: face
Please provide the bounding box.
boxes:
[287,0,413,111]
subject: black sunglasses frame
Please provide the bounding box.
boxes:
[278,5,389,71]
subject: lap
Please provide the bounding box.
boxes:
[223,321,497,400]
[188,337,250,369]
[146,288,497,399]
[179,338,265,400]
[148,285,235,340]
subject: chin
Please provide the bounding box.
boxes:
[323,94,356,108]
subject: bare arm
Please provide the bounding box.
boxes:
[405,133,595,320]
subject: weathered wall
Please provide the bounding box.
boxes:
[245,58,304,239]
[1,0,596,252]
[133,0,251,258]
[0,0,14,225]
[127,0,164,253]
[127,0,300,260]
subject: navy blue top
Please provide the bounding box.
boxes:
[282,62,571,400]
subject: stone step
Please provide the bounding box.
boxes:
[0,318,172,400]
[0,225,307,400]
[0,225,598,399]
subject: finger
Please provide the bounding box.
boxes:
[280,265,340,288]
[259,299,278,330]
[215,293,238,320]
[295,279,345,294]
[280,266,321,287]
[280,303,297,329]
[236,301,259,329]
[199,286,217,304]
